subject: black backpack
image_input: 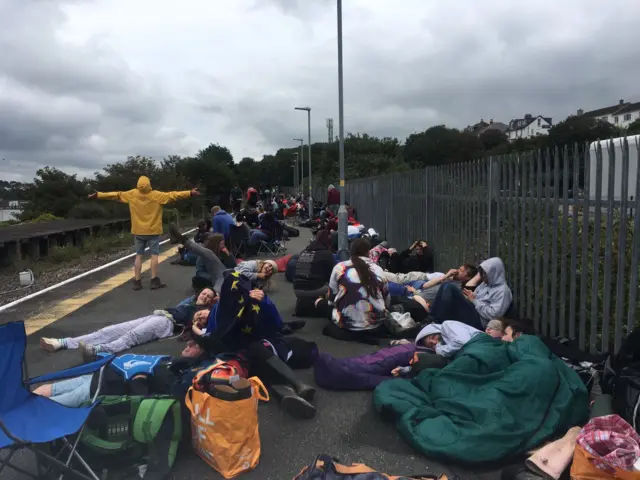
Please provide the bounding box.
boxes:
[602,329,640,431]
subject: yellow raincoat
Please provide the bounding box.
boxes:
[97,176,192,235]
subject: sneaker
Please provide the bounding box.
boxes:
[79,341,99,363]
[168,224,185,244]
[132,279,143,290]
[150,277,166,290]
[40,337,63,352]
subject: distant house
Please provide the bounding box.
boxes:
[506,114,553,141]
[464,119,509,137]
[577,99,640,129]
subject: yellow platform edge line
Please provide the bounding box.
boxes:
[25,249,177,336]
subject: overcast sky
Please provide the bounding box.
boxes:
[1,0,639,182]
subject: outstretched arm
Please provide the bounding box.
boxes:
[89,191,132,203]
[154,188,200,205]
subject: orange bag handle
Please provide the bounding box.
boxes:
[193,359,239,385]
[249,377,270,402]
[185,386,195,415]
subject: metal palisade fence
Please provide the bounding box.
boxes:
[296,136,639,353]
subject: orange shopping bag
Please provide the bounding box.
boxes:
[185,376,269,479]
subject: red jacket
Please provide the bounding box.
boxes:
[327,188,340,205]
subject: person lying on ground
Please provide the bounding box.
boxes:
[427,257,512,330]
[33,337,222,408]
[196,272,319,419]
[387,240,434,275]
[388,264,479,323]
[390,321,487,377]
[39,288,218,357]
[315,238,390,343]
[192,234,236,288]
[173,219,209,265]
[169,224,229,291]
[88,175,199,291]
[211,205,236,241]
[235,259,278,289]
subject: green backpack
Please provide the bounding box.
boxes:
[77,395,182,479]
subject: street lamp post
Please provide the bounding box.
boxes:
[295,106,313,216]
[336,0,349,258]
[292,152,298,194]
[293,138,304,199]
[293,152,300,194]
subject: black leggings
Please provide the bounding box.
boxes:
[246,338,317,384]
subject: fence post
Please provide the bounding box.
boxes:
[424,168,429,240]
[488,156,500,257]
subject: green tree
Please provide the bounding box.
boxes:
[626,118,640,135]
[19,167,88,220]
[403,126,483,168]
[547,116,621,147]
[479,129,509,151]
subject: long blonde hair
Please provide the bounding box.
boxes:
[257,260,277,289]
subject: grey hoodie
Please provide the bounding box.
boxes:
[473,257,512,324]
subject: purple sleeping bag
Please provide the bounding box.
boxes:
[314,343,417,390]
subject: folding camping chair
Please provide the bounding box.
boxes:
[0,321,115,480]
[257,221,288,256]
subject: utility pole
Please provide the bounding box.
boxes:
[336,0,348,258]
[295,107,313,216]
[293,138,304,198]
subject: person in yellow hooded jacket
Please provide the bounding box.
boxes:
[88,176,199,290]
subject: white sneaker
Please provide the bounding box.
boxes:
[79,341,99,363]
[40,337,63,352]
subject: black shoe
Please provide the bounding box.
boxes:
[150,277,166,289]
[271,385,317,419]
[264,355,315,401]
[132,279,143,290]
[168,224,185,244]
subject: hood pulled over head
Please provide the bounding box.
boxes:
[137,176,152,194]
[479,257,506,286]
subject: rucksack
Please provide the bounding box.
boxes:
[294,454,449,480]
[601,329,640,431]
[76,395,182,479]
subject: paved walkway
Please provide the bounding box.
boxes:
[4,231,505,480]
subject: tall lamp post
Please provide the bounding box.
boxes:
[292,152,299,194]
[293,138,304,198]
[336,0,349,258]
[294,106,313,215]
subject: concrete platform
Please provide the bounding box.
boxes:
[1,231,509,480]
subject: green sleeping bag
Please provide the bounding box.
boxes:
[374,334,588,463]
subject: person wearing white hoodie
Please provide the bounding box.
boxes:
[391,321,484,376]
[428,257,512,329]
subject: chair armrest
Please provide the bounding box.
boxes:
[26,354,116,385]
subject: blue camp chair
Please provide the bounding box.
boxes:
[0,321,115,480]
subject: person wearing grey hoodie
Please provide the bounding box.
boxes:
[429,257,512,330]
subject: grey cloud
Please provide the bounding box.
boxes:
[0,0,186,181]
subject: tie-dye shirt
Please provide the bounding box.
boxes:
[328,256,390,331]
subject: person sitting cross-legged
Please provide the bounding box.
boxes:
[314,238,391,344]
